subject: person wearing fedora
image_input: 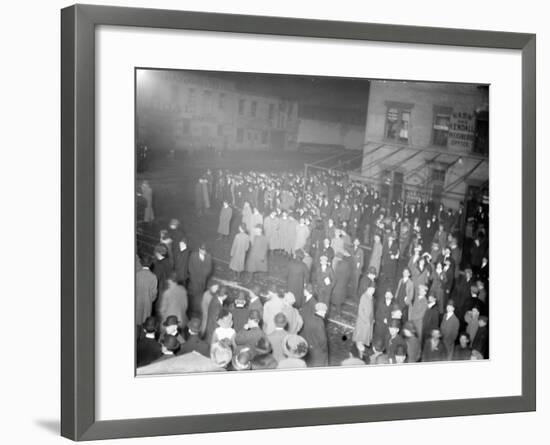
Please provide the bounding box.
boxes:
[357,266,377,304]
[159,315,185,347]
[300,302,329,368]
[268,312,289,363]
[136,316,162,368]
[440,299,460,359]
[277,334,309,369]
[173,237,190,286]
[179,318,209,357]
[188,243,213,318]
[385,319,407,361]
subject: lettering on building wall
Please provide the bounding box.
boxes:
[447,111,475,150]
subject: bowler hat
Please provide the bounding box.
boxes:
[163,315,180,327]
[162,334,180,352]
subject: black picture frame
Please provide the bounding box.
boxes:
[61,4,536,441]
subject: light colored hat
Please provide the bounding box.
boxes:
[282,334,309,359]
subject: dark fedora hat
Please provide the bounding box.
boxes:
[162,334,180,351]
[163,315,180,327]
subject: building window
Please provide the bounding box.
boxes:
[262,130,268,144]
[219,93,226,111]
[432,106,453,147]
[238,99,245,115]
[268,104,275,120]
[236,128,244,142]
[251,101,257,117]
[431,168,446,183]
[384,103,413,143]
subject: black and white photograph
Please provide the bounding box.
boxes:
[134,69,489,374]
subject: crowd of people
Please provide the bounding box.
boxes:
[136,167,489,372]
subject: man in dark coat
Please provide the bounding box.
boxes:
[331,252,352,314]
[187,244,213,318]
[385,319,407,361]
[300,302,329,367]
[204,286,228,343]
[471,316,489,358]
[452,267,474,324]
[286,250,310,308]
[421,294,441,344]
[179,318,210,357]
[136,316,162,367]
[151,244,172,299]
[173,238,191,285]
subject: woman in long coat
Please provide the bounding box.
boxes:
[217,201,233,237]
[331,254,352,312]
[353,286,375,347]
[368,233,383,275]
[229,224,250,278]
